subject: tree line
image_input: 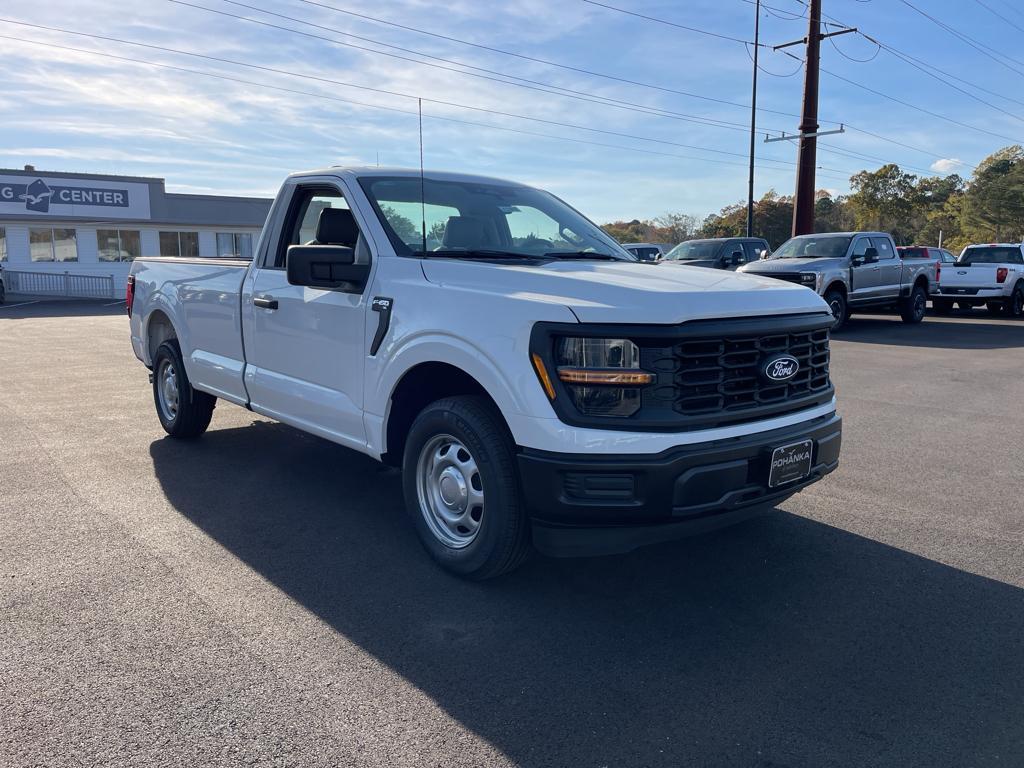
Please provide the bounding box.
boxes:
[601,145,1024,253]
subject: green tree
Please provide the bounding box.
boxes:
[960,146,1024,242]
[847,164,917,242]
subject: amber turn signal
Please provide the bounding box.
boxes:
[531,353,557,400]
[556,368,654,386]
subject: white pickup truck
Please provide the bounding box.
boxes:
[128,167,841,578]
[932,243,1024,317]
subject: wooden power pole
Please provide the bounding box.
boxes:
[792,0,822,236]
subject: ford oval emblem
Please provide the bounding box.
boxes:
[764,355,799,382]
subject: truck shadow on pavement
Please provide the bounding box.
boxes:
[837,315,1024,349]
[150,421,1024,767]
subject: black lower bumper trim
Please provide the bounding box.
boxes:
[518,412,841,557]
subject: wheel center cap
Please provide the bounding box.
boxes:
[438,467,468,509]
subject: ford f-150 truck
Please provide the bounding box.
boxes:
[738,231,938,331]
[931,243,1024,317]
[128,167,841,579]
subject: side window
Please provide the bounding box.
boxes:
[272,186,354,268]
[851,238,870,258]
[871,237,895,259]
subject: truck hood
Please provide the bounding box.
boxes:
[667,258,720,269]
[741,257,847,273]
[420,258,827,324]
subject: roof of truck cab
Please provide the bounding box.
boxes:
[289,166,525,187]
[793,231,890,238]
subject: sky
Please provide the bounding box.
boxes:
[1,0,1022,223]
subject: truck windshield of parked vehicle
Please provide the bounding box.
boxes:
[771,235,852,259]
[958,246,1024,264]
[663,240,721,260]
[359,176,632,261]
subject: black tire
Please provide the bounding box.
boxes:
[824,288,847,332]
[932,298,953,315]
[0,281,5,305]
[1006,285,1024,319]
[900,284,928,323]
[151,339,216,438]
[986,301,1006,317]
[402,395,531,580]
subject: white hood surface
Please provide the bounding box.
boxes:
[421,258,828,324]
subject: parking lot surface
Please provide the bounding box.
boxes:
[2,301,1023,768]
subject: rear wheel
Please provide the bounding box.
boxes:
[1006,285,1024,318]
[932,298,953,314]
[402,395,531,580]
[900,284,928,323]
[986,301,1006,317]
[152,340,216,438]
[824,289,847,332]
[0,281,5,305]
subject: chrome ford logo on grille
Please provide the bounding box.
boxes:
[764,355,799,382]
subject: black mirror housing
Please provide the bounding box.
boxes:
[864,247,879,263]
[287,245,369,291]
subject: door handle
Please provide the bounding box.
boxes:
[253,296,278,310]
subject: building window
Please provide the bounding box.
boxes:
[30,228,78,262]
[159,231,199,258]
[0,227,6,262]
[216,232,253,259]
[97,229,141,262]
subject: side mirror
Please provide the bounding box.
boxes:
[864,247,879,263]
[286,244,368,291]
[729,251,744,265]
[759,249,769,260]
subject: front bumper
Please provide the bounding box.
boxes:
[518,412,841,556]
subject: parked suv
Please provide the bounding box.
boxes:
[932,243,1024,317]
[663,237,770,270]
[740,232,938,330]
[620,242,668,262]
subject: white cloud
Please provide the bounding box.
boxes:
[930,158,963,173]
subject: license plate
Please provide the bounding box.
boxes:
[768,440,813,488]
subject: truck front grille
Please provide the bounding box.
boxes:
[762,272,811,286]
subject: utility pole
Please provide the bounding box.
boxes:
[745,0,761,238]
[769,4,854,236]
[792,0,821,236]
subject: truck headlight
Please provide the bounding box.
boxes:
[554,337,653,417]
[799,272,818,289]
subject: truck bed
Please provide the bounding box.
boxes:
[129,256,251,404]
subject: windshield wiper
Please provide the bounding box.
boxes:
[414,249,540,260]
[542,251,624,261]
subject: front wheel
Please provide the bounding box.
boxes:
[402,396,531,580]
[900,285,927,323]
[152,340,216,438]
[824,289,847,332]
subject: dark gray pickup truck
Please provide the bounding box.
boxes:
[739,231,938,330]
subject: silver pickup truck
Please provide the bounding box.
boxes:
[739,231,938,330]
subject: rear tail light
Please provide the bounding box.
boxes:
[997,267,1009,284]
[126,274,135,315]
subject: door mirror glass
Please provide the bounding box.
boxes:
[286,244,368,291]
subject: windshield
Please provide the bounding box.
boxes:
[771,235,852,259]
[664,240,721,260]
[958,246,1024,265]
[358,176,632,260]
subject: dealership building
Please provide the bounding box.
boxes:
[0,167,273,296]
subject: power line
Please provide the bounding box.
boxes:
[0,19,849,176]
[581,0,759,45]
[895,0,1024,79]
[970,0,1024,33]
[288,0,947,165]
[0,33,856,183]
[169,0,764,136]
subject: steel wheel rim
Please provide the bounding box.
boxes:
[157,358,179,422]
[416,433,484,549]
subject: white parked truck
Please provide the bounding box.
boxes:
[932,243,1024,317]
[128,167,842,578]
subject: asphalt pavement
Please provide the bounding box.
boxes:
[1,300,1022,767]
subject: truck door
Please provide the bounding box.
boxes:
[242,180,371,450]
[849,236,882,302]
[872,236,903,298]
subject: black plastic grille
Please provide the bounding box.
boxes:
[763,272,809,286]
[642,322,831,428]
